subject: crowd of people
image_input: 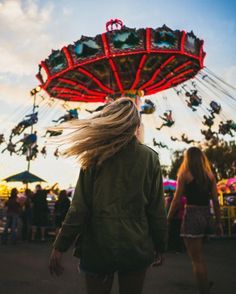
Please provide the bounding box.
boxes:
[1,185,71,244]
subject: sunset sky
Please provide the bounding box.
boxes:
[0,0,235,188]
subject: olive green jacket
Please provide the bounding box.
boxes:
[54,138,167,273]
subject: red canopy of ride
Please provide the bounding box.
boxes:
[37,19,205,103]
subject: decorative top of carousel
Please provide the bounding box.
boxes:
[36,19,205,102]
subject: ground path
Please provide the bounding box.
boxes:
[0,238,235,294]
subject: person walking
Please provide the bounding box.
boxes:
[21,188,33,241]
[54,189,70,235]
[49,98,167,294]
[2,188,21,244]
[167,147,223,294]
[31,184,49,241]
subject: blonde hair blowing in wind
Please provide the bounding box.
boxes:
[54,98,140,169]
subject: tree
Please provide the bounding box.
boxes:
[204,141,236,180]
[169,150,184,180]
[161,165,170,178]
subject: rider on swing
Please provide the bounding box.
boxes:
[156,110,174,130]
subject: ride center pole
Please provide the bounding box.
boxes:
[135,94,144,144]
[27,92,37,175]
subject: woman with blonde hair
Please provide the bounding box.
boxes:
[167,147,222,294]
[49,98,167,294]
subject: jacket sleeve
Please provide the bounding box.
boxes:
[53,168,93,252]
[146,162,167,253]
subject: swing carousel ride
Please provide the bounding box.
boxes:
[0,19,235,164]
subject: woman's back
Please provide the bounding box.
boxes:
[50,98,168,293]
[185,176,212,206]
[92,139,157,217]
[76,138,167,273]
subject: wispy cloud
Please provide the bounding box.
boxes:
[0,0,53,76]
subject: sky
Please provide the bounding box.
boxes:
[0,0,236,188]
